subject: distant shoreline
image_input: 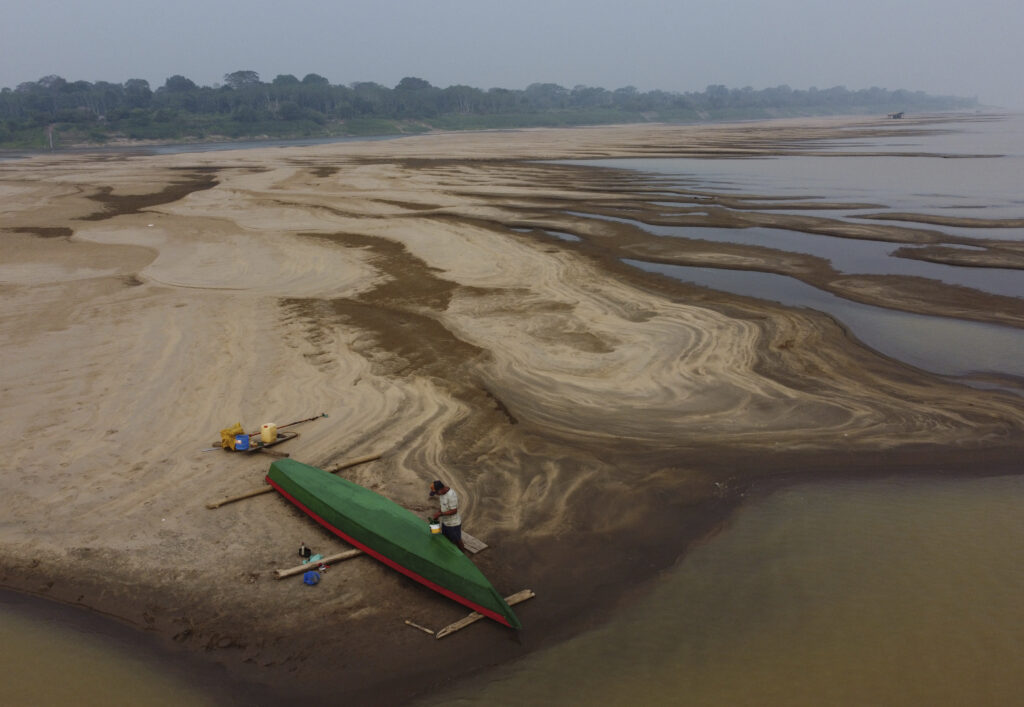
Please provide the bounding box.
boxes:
[2,104,999,156]
[2,75,977,152]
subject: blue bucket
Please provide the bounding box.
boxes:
[234,433,250,451]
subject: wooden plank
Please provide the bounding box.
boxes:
[322,453,382,475]
[434,589,535,640]
[205,452,383,510]
[274,549,364,579]
[462,532,487,554]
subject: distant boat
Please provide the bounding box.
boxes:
[266,459,521,629]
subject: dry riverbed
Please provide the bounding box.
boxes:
[2,115,1023,704]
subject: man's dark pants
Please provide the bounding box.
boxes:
[441,523,462,546]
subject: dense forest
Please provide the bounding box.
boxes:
[0,70,977,149]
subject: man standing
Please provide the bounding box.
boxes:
[429,480,466,552]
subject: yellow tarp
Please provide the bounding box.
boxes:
[220,422,245,449]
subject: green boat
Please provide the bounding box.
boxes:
[266,459,521,629]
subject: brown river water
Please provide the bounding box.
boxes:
[4,114,1023,705]
[0,589,233,706]
[430,474,1024,706]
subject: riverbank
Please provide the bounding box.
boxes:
[2,114,1023,704]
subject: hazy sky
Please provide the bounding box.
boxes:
[2,0,1021,107]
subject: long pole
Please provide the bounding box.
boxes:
[205,452,382,509]
[274,549,364,579]
[246,412,328,437]
[278,413,329,430]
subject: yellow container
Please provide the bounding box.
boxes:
[429,523,441,534]
[260,423,277,444]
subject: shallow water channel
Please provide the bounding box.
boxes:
[576,115,1024,387]
[628,260,1024,381]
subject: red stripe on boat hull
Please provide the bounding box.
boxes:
[266,476,513,628]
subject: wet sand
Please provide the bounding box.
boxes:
[2,115,1024,704]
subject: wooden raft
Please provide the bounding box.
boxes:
[461,532,487,554]
[211,430,299,455]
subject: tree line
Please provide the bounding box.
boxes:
[0,71,977,148]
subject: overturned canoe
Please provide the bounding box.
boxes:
[266,459,521,629]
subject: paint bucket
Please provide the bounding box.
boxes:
[429,523,441,534]
[234,434,250,451]
[261,423,277,444]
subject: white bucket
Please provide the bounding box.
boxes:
[429,523,441,534]
[260,423,277,444]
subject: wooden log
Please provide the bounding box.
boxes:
[205,452,384,509]
[404,620,436,636]
[434,589,535,640]
[205,485,274,509]
[274,549,364,579]
[323,453,383,474]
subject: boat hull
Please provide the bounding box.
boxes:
[266,459,520,629]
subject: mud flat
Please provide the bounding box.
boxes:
[2,115,1023,704]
